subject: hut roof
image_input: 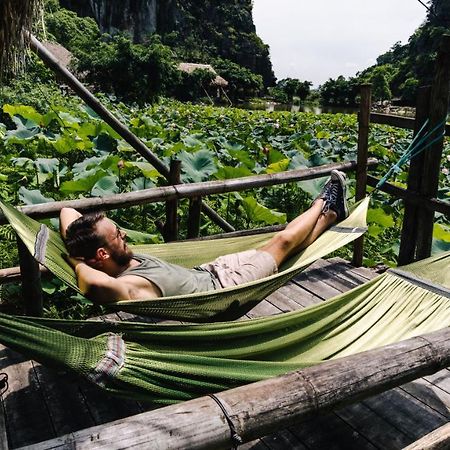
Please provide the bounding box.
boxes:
[178,62,228,87]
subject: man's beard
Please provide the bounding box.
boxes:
[109,246,134,267]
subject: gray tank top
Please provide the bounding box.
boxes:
[117,254,218,297]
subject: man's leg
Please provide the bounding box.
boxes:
[258,200,336,266]
[258,170,348,267]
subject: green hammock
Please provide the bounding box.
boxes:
[0,198,369,321]
[0,250,448,405]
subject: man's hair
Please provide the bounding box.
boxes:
[64,212,107,259]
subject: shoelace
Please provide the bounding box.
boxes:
[322,181,339,214]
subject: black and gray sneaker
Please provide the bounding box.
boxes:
[314,176,333,210]
[328,170,349,221]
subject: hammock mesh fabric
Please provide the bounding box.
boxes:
[0,251,448,404]
[0,199,369,320]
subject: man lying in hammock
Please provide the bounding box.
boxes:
[60,170,349,304]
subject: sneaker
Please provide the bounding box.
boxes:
[314,176,333,211]
[328,170,349,221]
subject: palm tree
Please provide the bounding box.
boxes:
[0,0,43,77]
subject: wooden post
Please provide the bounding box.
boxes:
[352,84,372,267]
[398,86,432,265]
[187,197,202,239]
[16,238,43,317]
[415,35,450,260]
[28,328,450,450]
[29,35,235,233]
[164,159,181,242]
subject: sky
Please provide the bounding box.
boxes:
[252,0,428,87]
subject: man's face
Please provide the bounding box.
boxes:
[96,218,133,266]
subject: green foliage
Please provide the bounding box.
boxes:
[213,58,264,101]
[275,78,313,102]
[319,76,359,106]
[0,98,449,317]
[74,34,179,104]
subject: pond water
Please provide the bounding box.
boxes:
[241,101,358,115]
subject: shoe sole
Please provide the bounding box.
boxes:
[330,170,349,219]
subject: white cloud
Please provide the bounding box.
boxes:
[253,0,426,86]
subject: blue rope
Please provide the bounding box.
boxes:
[375,116,448,191]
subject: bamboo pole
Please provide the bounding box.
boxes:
[398,86,432,265]
[367,176,450,216]
[352,84,372,266]
[0,160,375,225]
[28,328,450,450]
[29,35,235,233]
[415,35,450,260]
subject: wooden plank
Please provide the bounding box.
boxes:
[290,413,376,450]
[261,428,307,450]
[400,378,450,420]
[403,422,450,450]
[24,328,450,450]
[363,388,448,441]
[30,361,96,436]
[0,346,55,448]
[246,299,283,319]
[336,400,411,449]
[0,397,8,450]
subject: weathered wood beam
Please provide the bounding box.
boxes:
[26,328,450,450]
[370,112,450,136]
[415,35,450,259]
[402,422,450,450]
[164,159,181,242]
[0,160,375,225]
[187,196,202,239]
[398,86,432,265]
[367,175,450,216]
[353,84,371,266]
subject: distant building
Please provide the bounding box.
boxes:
[178,62,228,88]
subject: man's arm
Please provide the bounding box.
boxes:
[67,256,144,304]
[60,207,82,239]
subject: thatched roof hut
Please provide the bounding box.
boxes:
[178,62,228,88]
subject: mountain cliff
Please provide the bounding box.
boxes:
[58,0,275,86]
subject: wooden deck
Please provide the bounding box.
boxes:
[1,258,449,449]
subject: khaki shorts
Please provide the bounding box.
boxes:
[200,249,278,289]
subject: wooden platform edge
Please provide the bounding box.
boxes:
[19,327,450,450]
[402,422,450,450]
[0,399,8,450]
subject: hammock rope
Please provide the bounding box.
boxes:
[375,116,448,191]
[0,198,369,321]
[0,250,447,404]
